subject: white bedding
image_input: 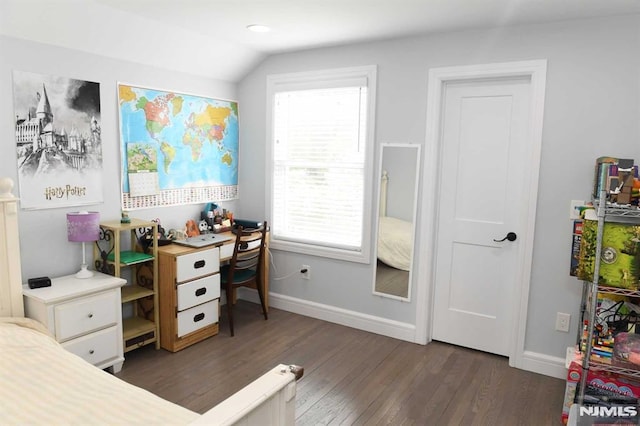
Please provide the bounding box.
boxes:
[377,216,412,271]
[0,317,199,425]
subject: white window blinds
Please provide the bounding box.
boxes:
[272,85,368,251]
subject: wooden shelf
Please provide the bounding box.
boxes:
[123,316,156,338]
[107,250,154,266]
[121,285,154,303]
[123,316,157,353]
[95,218,160,352]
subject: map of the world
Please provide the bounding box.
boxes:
[118,84,238,209]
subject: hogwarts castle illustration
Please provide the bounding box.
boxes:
[15,83,102,176]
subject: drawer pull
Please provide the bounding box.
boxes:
[89,349,95,355]
[193,313,205,322]
[194,260,206,269]
[88,313,94,318]
[195,287,207,297]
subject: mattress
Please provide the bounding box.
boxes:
[0,317,199,425]
[377,216,412,271]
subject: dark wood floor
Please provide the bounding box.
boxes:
[116,301,565,425]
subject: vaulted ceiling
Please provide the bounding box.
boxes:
[2,0,640,81]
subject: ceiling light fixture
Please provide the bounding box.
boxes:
[246,24,271,33]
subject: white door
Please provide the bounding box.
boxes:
[431,77,531,356]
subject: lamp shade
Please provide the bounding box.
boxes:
[66,211,100,242]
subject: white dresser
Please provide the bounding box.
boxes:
[23,272,126,373]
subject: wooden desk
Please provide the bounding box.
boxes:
[156,231,269,352]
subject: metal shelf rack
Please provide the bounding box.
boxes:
[578,192,640,402]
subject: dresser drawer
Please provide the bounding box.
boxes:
[177,300,218,337]
[62,325,119,366]
[177,274,220,311]
[176,247,219,282]
[54,290,118,341]
[219,242,234,260]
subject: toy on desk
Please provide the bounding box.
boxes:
[198,219,211,233]
[168,228,187,241]
[213,219,232,233]
[138,218,171,252]
[120,211,131,224]
[185,219,200,237]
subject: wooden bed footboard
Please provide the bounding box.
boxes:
[191,364,304,426]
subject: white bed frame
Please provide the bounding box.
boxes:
[380,169,389,218]
[0,177,23,318]
[0,177,301,426]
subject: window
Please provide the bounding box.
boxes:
[267,66,377,262]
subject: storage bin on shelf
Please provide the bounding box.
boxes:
[563,350,640,424]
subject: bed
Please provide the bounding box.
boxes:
[0,177,301,426]
[377,170,413,271]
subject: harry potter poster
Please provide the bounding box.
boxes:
[13,71,103,209]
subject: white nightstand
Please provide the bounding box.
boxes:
[23,272,126,373]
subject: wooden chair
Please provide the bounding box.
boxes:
[221,222,268,336]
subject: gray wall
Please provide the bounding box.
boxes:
[2,13,640,364]
[237,15,640,359]
[0,35,237,280]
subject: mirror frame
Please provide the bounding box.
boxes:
[372,143,421,301]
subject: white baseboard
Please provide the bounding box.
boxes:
[520,350,567,379]
[237,289,416,342]
[239,289,568,379]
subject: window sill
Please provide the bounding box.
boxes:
[270,239,369,264]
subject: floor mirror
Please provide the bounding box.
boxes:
[373,143,420,301]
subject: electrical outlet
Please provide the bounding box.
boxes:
[555,312,570,332]
[300,265,310,280]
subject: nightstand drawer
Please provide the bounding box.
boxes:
[177,274,220,311]
[177,300,218,337]
[176,247,219,282]
[55,291,118,341]
[62,325,119,366]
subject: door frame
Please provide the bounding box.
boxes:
[414,60,547,369]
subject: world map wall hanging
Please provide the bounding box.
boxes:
[117,83,239,210]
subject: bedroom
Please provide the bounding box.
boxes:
[1,0,640,423]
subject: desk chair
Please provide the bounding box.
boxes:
[221,223,268,336]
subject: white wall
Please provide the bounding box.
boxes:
[0,35,237,280]
[237,15,640,363]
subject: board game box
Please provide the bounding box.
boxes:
[576,217,640,289]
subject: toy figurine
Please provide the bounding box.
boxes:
[198,219,210,233]
[120,211,131,224]
[185,219,200,237]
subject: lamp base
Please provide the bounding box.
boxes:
[75,264,94,279]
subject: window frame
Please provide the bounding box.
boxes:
[265,65,377,263]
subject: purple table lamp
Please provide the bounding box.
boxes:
[66,211,100,279]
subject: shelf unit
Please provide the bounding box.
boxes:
[94,218,160,353]
[578,193,640,401]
